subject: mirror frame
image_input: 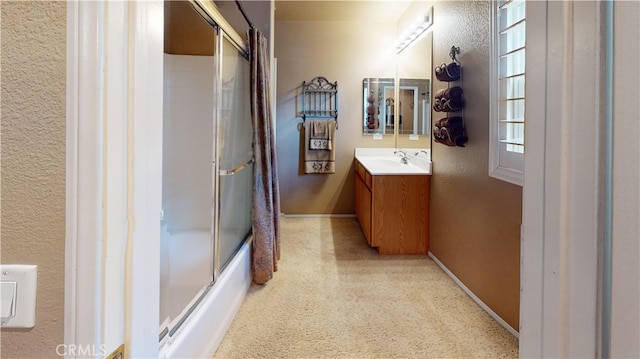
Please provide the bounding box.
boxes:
[362,77,395,135]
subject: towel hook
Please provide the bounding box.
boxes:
[449,46,461,65]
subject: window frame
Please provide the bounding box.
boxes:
[489,0,525,186]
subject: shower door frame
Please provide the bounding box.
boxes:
[159,3,252,341]
[212,28,253,283]
[65,0,252,356]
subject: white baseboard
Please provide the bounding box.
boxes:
[160,241,252,358]
[428,252,519,338]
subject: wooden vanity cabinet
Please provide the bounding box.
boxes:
[354,161,373,245]
[354,159,430,254]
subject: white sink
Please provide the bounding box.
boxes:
[374,159,404,167]
[354,148,432,175]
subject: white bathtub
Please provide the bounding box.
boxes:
[159,239,251,358]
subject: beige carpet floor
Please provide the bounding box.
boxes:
[213,217,518,359]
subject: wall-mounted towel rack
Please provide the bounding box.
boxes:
[301,76,338,128]
[449,46,461,65]
[433,45,468,147]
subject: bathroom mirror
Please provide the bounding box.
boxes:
[362,77,394,135]
[396,30,432,148]
[362,7,433,148]
[397,78,430,135]
[395,1,433,148]
[363,78,430,136]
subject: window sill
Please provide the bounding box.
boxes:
[490,166,523,187]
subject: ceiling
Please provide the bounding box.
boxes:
[274,0,413,22]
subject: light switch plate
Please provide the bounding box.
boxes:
[1,282,17,318]
[0,265,37,328]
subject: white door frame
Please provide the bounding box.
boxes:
[65,1,164,357]
[520,1,606,357]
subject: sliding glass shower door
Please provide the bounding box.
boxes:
[216,36,253,273]
[160,47,216,338]
[160,1,252,340]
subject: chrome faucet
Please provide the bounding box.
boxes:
[394,150,409,164]
[414,150,429,158]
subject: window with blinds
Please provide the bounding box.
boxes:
[490,0,525,186]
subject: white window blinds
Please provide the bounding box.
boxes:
[490,0,525,185]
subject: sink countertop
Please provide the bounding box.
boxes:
[354,148,432,175]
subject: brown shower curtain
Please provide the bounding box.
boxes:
[249,28,281,284]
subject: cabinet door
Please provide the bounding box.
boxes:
[354,170,372,245]
[372,175,429,254]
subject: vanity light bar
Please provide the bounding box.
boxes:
[395,7,433,53]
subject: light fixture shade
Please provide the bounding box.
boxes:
[396,6,433,53]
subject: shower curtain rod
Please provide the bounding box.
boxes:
[235,0,255,29]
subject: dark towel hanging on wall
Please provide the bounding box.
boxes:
[434,117,467,147]
[432,45,467,147]
[433,86,464,112]
[435,62,461,82]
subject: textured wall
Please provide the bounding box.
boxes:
[274,20,397,214]
[428,1,522,330]
[1,1,66,356]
